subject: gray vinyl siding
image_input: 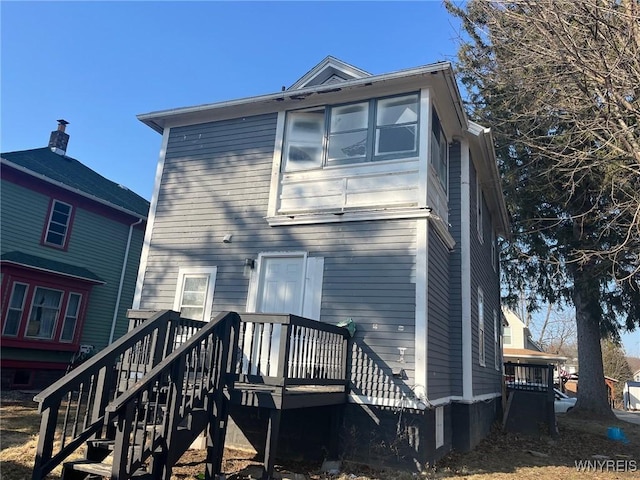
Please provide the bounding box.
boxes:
[139,113,418,402]
[0,178,146,352]
[469,162,502,395]
[447,142,463,397]
[427,225,451,399]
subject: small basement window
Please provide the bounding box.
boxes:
[12,369,33,387]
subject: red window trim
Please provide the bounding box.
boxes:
[0,266,92,350]
[40,198,76,251]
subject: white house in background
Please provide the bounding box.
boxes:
[502,308,567,366]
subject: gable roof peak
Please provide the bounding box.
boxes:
[288,56,371,90]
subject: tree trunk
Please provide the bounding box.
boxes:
[572,266,614,417]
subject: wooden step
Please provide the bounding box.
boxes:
[87,439,115,451]
[63,460,152,478]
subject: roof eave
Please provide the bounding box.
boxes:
[1,158,148,221]
[0,259,106,285]
[137,62,455,132]
[467,122,511,238]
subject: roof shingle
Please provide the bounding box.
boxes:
[1,147,149,217]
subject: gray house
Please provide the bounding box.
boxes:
[134,57,509,467]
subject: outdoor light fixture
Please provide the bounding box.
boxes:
[222,234,233,243]
[244,258,255,269]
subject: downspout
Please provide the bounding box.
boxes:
[109,217,144,344]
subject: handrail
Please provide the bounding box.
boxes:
[236,313,350,389]
[32,310,349,480]
[106,311,239,417]
[32,310,179,480]
[103,311,240,478]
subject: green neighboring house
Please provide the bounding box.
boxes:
[1,121,149,389]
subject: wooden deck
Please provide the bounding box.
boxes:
[31,310,351,480]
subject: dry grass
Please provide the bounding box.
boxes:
[2,390,639,480]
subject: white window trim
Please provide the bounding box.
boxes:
[268,91,439,224]
[494,309,500,370]
[478,287,486,367]
[2,282,28,337]
[60,292,82,343]
[491,229,497,271]
[476,175,484,244]
[503,325,512,346]
[435,406,444,449]
[173,267,218,322]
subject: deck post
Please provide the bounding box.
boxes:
[328,404,344,459]
[262,409,282,480]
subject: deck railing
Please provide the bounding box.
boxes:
[31,310,181,480]
[504,362,555,396]
[236,313,350,388]
[31,311,349,480]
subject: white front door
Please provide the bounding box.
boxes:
[252,255,305,376]
[256,256,305,315]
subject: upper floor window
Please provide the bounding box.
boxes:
[283,93,419,172]
[478,287,486,367]
[503,325,512,345]
[44,200,73,248]
[491,229,497,271]
[430,109,448,192]
[494,309,500,370]
[476,176,484,243]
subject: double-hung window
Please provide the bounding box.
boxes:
[478,287,486,367]
[491,230,497,271]
[44,200,73,248]
[283,109,326,171]
[26,287,63,339]
[503,326,512,346]
[283,93,419,172]
[174,267,217,321]
[3,283,28,336]
[494,309,500,370]
[61,293,82,342]
[430,109,448,192]
[477,177,484,243]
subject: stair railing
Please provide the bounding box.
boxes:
[104,311,240,479]
[31,310,180,480]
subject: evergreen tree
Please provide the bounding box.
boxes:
[446,0,640,415]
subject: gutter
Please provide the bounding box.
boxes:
[137,62,453,133]
[108,217,144,344]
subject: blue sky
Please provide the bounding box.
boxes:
[2,1,639,358]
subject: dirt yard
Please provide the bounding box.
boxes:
[1,390,638,480]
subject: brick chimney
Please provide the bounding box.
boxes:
[49,119,69,155]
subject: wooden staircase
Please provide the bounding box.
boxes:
[32,311,350,480]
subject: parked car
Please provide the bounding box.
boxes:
[554,388,577,413]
